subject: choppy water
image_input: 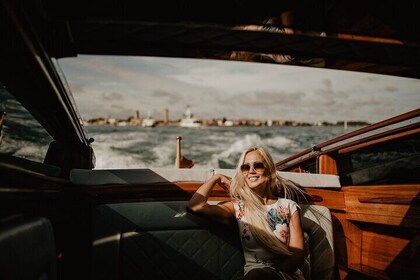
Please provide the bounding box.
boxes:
[86,125,351,169]
[1,87,356,168]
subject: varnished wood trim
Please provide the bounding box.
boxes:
[361,230,412,272]
[318,154,338,175]
[358,195,420,205]
[333,212,362,266]
[337,33,403,44]
[71,181,231,203]
[305,188,345,211]
[276,109,419,168]
[343,185,420,228]
[346,264,391,279]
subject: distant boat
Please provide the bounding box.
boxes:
[180,106,201,128]
[142,118,156,127]
[142,112,156,127]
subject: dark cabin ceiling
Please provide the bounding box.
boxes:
[20,0,420,78]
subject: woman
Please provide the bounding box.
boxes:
[188,147,307,280]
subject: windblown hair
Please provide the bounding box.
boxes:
[229,147,308,256]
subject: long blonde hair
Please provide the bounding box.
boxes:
[230,147,307,255]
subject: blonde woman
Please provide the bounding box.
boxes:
[188,147,307,280]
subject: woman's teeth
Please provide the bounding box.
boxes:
[249,177,258,182]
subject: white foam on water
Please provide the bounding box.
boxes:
[93,140,146,169]
[91,130,147,145]
[203,133,294,168]
[0,139,49,162]
[265,135,292,147]
[88,128,298,169]
[90,130,149,169]
[151,139,176,167]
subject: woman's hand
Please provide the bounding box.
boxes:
[217,174,231,193]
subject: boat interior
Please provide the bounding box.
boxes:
[0,0,419,279]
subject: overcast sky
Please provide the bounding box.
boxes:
[58,55,420,123]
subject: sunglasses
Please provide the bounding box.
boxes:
[240,162,266,173]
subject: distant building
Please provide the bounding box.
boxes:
[164,108,169,125]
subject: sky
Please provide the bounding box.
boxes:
[58,55,420,123]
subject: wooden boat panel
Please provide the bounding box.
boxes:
[333,212,362,271]
[305,188,345,211]
[343,185,420,228]
[318,154,338,175]
[361,230,410,271]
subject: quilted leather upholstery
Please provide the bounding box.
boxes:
[92,201,244,280]
[91,202,334,280]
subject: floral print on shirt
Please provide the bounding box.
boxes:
[235,201,251,242]
[267,205,290,245]
[235,200,292,245]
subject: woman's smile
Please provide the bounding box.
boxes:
[242,151,269,192]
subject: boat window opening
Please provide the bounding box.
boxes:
[279,159,317,174]
[56,55,420,169]
[337,135,420,186]
[0,87,52,163]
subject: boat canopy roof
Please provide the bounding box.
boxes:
[2,0,420,78]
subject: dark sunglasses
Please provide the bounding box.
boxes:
[240,162,266,173]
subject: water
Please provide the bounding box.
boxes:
[86,125,350,169]
[0,90,53,161]
[1,88,355,168]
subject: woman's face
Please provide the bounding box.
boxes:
[241,150,270,193]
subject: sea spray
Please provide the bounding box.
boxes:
[2,124,350,168]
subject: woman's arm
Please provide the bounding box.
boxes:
[272,210,306,273]
[188,174,235,224]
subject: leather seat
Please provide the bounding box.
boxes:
[92,201,335,280]
[0,216,57,280]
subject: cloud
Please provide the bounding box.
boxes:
[102,92,123,101]
[68,82,85,93]
[59,55,420,123]
[384,85,398,92]
[232,91,306,107]
[110,104,124,109]
[152,89,182,104]
[350,96,383,107]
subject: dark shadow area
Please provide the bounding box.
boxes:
[0,216,56,280]
[300,205,336,280]
[92,201,244,280]
[330,213,347,280]
[386,189,420,279]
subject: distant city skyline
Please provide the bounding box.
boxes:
[58,55,420,123]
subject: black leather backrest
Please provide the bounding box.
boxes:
[92,201,335,280]
[0,216,56,280]
[92,202,244,280]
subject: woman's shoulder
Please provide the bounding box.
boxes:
[278,197,296,204]
[277,198,301,212]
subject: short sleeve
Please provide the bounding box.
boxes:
[280,198,300,217]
